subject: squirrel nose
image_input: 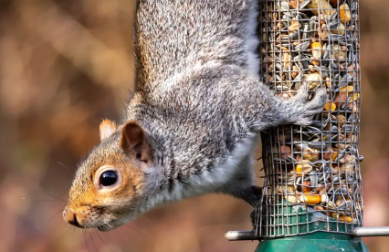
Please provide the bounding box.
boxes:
[63,207,82,228]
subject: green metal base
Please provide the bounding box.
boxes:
[255,232,369,252]
[264,199,359,235]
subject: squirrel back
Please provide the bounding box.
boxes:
[134,0,260,88]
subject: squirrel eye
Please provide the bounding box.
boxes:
[99,170,118,187]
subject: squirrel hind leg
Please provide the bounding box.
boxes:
[221,155,262,207]
[220,178,262,206]
[231,185,262,207]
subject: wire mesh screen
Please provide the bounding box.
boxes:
[254,0,362,238]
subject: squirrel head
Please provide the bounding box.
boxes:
[63,119,154,231]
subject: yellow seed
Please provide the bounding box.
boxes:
[295,162,312,175]
[340,85,354,92]
[324,101,336,111]
[307,0,335,16]
[311,42,322,59]
[295,164,307,175]
[296,164,303,173]
[302,194,322,205]
[338,215,356,223]
[285,194,321,205]
[339,3,351,24]
[349,93,360,102]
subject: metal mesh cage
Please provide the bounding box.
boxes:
[254,0,362,238]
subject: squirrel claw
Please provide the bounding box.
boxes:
[293,86,327,126]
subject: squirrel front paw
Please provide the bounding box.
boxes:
[290,83,327,126]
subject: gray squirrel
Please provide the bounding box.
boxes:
[63,0,326,231]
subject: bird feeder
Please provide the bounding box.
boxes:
[225,0,389,251]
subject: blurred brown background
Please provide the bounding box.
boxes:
[0,0,388,251]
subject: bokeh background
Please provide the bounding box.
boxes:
[0,0,388,251]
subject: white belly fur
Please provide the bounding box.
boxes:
[145,135,259,210]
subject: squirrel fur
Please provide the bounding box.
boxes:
[63,0,327,231]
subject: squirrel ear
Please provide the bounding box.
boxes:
[121,121,153,164]
[120,121,145,152]
[99,119,117,141]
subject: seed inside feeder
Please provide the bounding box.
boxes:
[256,0,362,237]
